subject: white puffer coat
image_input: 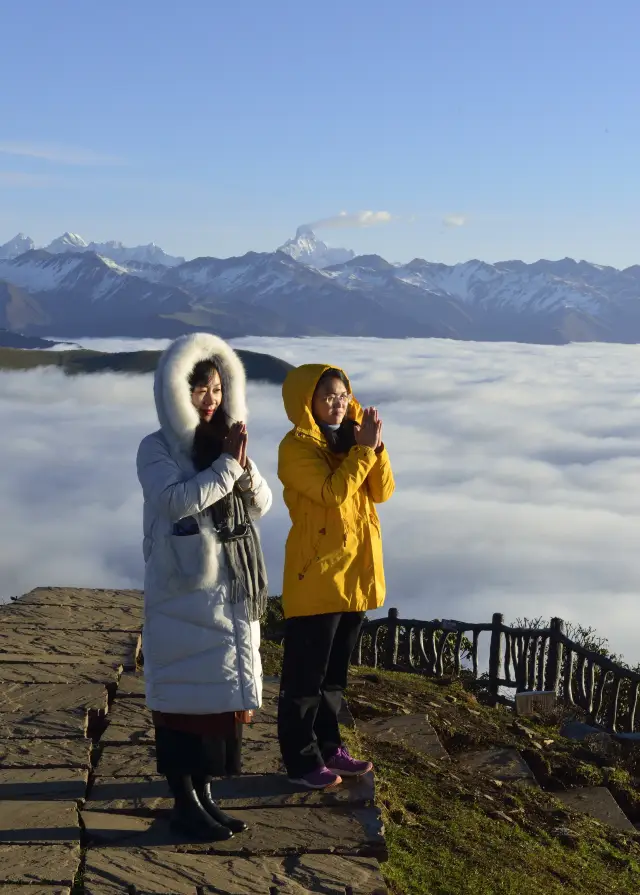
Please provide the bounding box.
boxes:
[136,333,272,714]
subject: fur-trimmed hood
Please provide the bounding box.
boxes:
[153,333,247,457]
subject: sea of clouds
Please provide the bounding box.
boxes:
[2,336,640,664]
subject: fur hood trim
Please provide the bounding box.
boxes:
[153,333,247,456]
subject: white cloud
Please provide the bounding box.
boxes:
[309,211,393,230]
[443,214,467,228]
[3,336,640,668]
[0,142,124,166]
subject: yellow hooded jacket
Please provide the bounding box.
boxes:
[278,363,395,619]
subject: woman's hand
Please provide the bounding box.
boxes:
[223,422,247,465]
[354,407,382,450]
[239,428,248,469]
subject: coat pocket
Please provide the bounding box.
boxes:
[172,516,199,536]
[168,531,206,587]
[296,515,324,579]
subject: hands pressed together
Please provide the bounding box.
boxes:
[354,407,383,451]
[223,421,248,468]
[224,410,383,467]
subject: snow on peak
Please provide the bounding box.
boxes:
[278,227,355,269]
[46,232,89,253]
[0,233,36,259]
[37,233,185,267]
[295,224,315,240]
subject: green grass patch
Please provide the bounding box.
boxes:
[259,639,640,893]
[343,666,640,894]
[345,725,640,895]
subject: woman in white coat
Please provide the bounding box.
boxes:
[136,333,272,842]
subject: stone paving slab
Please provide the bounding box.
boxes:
[13,587,143,609]
[101,725,155,745]
[101,699,154,743]
[456,748,537,785]
[556,787,635,831]
[0,843,80,884]
[0,628,141,662]
[0,738,91,769]
[0,799,80,843]
[96,745,158,778]
[242,724,283,775]
[97,726,285,777]
[0,888,70,895]
[0,662,122,685]
[88,771,375,813]
[0,653,123,667]
[211,770,375,809]
[262,676,280,698]
[84,849,387,894]
[357,713,449,760]
[252,694,277,724]
[0,711,88,740]
[107,699,153,727]
[243,723,278,745]
[0,767,88,801]
[1,605,143,631]
[0,683,108,714]
[116,672,146,697]
[81,804,386,857]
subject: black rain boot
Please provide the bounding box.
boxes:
[165,774,234,842]
[193,775,248,833]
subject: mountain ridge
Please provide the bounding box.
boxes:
[0,231,184,267]
[1,230,640,344]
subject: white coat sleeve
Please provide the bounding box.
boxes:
[236,458,273,521]
[137,434,244,522]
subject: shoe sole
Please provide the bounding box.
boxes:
[288,775,343,790]
[325,764,373,778]
[169,819,234,842]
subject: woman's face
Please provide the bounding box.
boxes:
[312,375,351,426]
[191,370,223,421]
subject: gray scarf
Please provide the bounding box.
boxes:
[210,482,268,622]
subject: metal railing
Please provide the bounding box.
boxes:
[353,608,640,734]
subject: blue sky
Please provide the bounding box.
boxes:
[1,0,639,266]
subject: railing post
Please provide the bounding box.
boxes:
[385,607,399,669]
[488,612,504,705]
[545,617,564,693]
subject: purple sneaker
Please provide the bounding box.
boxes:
[289,766,343,790]
[325,746,373,778]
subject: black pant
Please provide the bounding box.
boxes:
[277,611,364,778]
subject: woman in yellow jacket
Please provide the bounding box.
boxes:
[277,364,395,789]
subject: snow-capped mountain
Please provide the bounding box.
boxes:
[0,250,305,339]
[0,231,185,268]
[43,232,185,267]
[45,232,89,254]
[0,233,36,260]
[90,240,185,267]
[278,226,355,268]
[1,237,640,344]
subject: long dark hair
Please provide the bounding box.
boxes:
[189,359,231,471]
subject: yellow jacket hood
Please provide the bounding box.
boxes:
[281,363,362,436]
